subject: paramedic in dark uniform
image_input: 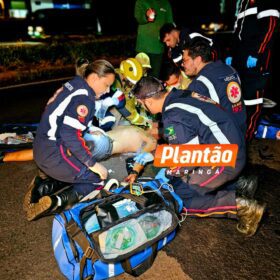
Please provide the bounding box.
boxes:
[160,23,217,66]
[182,37,247,138]
[225,0,279,140]
[132,76,265,237]
[26,60,115,221]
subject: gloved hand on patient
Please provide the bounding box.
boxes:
[133,152,154,166]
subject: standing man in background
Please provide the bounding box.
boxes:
[225,0,279,140]
[160,23,216,66]
[134,0,173,78]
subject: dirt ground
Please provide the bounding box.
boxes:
[0,139,279,280]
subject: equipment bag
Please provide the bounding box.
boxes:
[52,179,183,280]
[255,114,280,140]
[0,123,38,152]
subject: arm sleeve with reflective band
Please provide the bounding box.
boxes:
[188,79,209,97]
[60,95,96,167]
[163,111,197,145]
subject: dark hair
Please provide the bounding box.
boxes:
[131,76,167,100]
[160,60,181,81]
[76,59,115,79]
[160,22,178,42]
[183,37,212,62]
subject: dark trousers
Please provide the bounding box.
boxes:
[238,71,268,141]
[170,166,241,219]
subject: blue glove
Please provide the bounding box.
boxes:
[133,152,154,165]
[225,57,232,66]
[155,168,169,183]
[246,55,258,68]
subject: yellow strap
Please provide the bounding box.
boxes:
[188,210,237,217]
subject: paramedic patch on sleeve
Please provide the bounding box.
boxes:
[227,82,241,104]
[77,105,88,117]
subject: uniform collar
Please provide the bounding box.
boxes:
[67,76,96,101]
[163,88,191,111]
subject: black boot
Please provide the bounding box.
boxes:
[23,171,69,212]
[26,188,81,221]
[236,175,258,199]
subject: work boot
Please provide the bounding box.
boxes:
[236,197,265,237]
[26,188,81,221]
[236,175,258,199]
[23,173,69,212]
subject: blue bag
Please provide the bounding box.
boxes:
[52,179,183,280]
[255,114,280,140]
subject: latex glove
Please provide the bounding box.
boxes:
[111,89,125,108]
[146,8,156,22]
[246,55,258,68]
[89,162,108,180]
[133,152,154,165]
[155,168,169,183]
[225,57,232,66]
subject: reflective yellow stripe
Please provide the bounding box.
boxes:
[188,210,237,217]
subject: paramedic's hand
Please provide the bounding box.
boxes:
[155,168,170,183]
[89,162,108,180]
[146,8,156,22]
[133,152,154,166]
[225,57,232,66]
[246,55,258,68]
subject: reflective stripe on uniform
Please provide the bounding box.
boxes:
[244,98,263,106]
[63,116,87,130]
[237,7,257,20]
[173,54,182,63]
[197,75,220,103]
[257,9,280,19]
[186,136,200,144]
[165,103,230,144]
[99,116,116,126]
[47,89,88,140]
[189,32,213,46]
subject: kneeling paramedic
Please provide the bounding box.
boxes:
[132,76,265,237]
[24,60,115,221]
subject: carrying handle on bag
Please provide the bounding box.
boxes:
[66,220,98,280]
[121,242,158,277]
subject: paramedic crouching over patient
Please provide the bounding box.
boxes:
[25,60,115,221]
[132,76,265,237]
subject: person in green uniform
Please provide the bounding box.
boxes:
[134,0,173,78]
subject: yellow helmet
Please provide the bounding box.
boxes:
[119,58,143,84]
[135,52,152,69]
